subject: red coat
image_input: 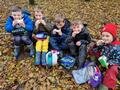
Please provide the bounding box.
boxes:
[103,65,118,89]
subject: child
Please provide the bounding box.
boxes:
[22,7,33,40]
[50,13,71,55]
[5,6,34,60]
[32,7,52,66]
[66,20,91,69]
[89,23,120,90]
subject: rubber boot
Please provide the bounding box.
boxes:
[27,43,34,57]
[41,52,47,66]
[14,45,20,60]
[78,44,87,69]
[34,52,41,65]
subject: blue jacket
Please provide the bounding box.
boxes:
[5,15,33,33]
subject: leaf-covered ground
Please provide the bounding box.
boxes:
[0,0,120,90]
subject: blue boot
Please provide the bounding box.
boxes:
[34,52,41,65]
[14,45,20,60]
[41,52,47,66]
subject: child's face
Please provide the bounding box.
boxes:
[55,19,65,29]
[34,11,43,20]
[11,11,22,20]
[72,24,83,33]
[101,32,113,44]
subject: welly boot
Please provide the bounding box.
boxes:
[14,45,20,60]
[41,52,47,66]
[78,44,87,69]
[34,52,41,65]
[27,44,34,57]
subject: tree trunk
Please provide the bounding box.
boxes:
[29,0,35,5]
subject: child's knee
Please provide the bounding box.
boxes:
[22,36,32,45]
[14,40,21,46]
[42,45,48,52]
[42,39,49,52]
[22,36,28,41]
[36,45,42,52]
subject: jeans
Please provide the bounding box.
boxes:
[13,35,32,46]
[50,37,68,51]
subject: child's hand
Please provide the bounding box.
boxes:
[18,19,25,27]
[52,29,57,34]
[96,40,104,46]
[41,20,46,25]
[12,20,18,26]
[32,34,38,40]
[72,32,77,37]
[56,29,62,36]
[76,41,81,46]
[35,20,40,29]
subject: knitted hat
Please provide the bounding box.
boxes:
[101,23,118,39]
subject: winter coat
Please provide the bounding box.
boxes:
[89,43,120,65]
[50,19,71,39]
[33,18,52,36]
[66,24,91,45]
[5,15,33,33]
[102,44,120,65]
[103,65,118,89]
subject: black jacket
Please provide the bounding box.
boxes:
[51,19,71,38]
[33,18,52,35]
[67,24,91,45]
